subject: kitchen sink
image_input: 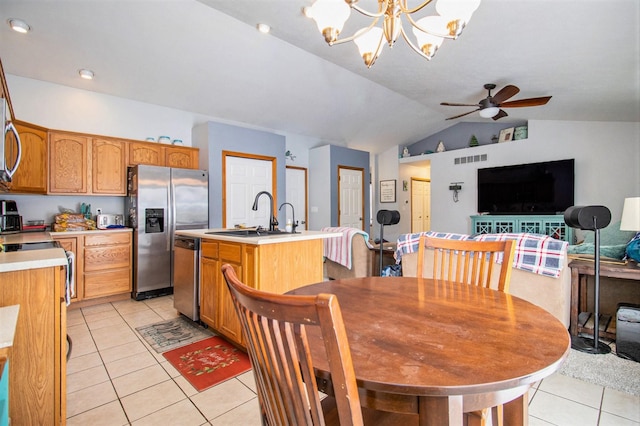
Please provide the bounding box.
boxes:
[205,228,297,237]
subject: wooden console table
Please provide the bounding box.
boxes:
[569,259,640,339]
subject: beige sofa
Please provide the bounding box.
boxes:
[400,250,571,328]
[324,233,374,280]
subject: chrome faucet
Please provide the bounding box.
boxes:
[252,191,278,232]
[278,202,297,233]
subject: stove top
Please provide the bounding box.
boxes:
[1,241,61,252]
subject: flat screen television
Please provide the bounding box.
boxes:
[477,159,574,215]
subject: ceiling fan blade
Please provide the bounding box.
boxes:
[445,109,480,120]
[500,96,552,108]
[491,85,520,104]
[440,102,480,107]
[492,109,508,120]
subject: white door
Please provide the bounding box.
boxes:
[411,178,431,233]
[285,166,307,231]
[338,167,364,229]
[225,156,273,229]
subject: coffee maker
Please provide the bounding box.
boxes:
[0,199,22,234]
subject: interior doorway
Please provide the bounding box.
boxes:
[338,166,364,229]
[222,152,276,229]
[411,177,431,233]
[285,166,308,231]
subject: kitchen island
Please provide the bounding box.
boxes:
[0,232,68,425]
[176,229,338,347]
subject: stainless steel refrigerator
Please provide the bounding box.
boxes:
[126,165,208,300]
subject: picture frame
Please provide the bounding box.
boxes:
[499,127,514,142]
[380,179,396,203]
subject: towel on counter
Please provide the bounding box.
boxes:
[321,227,373,270]
[65,250,75,306]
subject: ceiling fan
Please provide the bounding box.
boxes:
[441,83,552,121]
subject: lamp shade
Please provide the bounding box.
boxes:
[620,197,640,231]
[307,0,351,39]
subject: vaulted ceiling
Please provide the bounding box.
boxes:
[1,0,638,154]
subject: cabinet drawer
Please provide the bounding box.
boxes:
[84,245,131,271]
[202,241,219,259]
[84,232,131,247]
[84,269,131,298]
[219,243,242,263]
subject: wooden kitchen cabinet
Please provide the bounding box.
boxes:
[128,141,165,166]
[198,237,322,348]
[92,137,127,195]
[83,232,132,299]
[7,121,48,194]
[0,265,66,425]
[165,145,199,169]
[48,131,89,194]
[52,230,132,303]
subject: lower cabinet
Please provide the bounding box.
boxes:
[199,238,323,348]
[52,230,132,303]
[0,265,66,425]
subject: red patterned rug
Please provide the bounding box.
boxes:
[162,336,251,392]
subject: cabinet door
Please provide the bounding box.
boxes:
[9,122,48,194]
[49,132,89,194]
[92,138,127,195]
[165,146,198,169]
[216,261,243,344]
[128,141,165,166]
[200,255,219,328]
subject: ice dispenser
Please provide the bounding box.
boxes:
[145,208,164,233]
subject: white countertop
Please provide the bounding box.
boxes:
[0,305,19,350]
[0,232,68,273]
[176,228,339,245]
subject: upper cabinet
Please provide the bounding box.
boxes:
[93,137,127,195]
[165,145,198,169]
[49,131,89,194]
[129,141,164,167]
[6,121,48,194]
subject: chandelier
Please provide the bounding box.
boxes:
[304,0,481,68]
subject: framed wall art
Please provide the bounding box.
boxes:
[380,180,396,203]
[499,127,514,142]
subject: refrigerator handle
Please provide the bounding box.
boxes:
[168,178,174,252]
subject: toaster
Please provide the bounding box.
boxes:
[96,214,124,229]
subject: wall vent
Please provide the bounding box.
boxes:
[454,153,487,165]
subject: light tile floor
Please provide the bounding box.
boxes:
[66,295,640,426]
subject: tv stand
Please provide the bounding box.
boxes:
[471,214,574,243]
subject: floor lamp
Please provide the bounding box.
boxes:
[564,205,612,354]
[376,210,400,276]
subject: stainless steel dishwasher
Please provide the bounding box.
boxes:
[173,237,200,321]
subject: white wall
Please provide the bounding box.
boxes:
[399,120,640,235]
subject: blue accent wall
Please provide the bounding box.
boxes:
[198,121,286,228]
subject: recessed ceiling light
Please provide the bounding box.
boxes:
[79,69,94,80]
[8,18,30,33]
[256,23,270,34]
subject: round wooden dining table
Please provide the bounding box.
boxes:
[288,276,571,426]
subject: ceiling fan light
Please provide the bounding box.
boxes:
[354,27,384,67]
[8,18,30,33]
[306,0,351,43]
[479,107,499,118]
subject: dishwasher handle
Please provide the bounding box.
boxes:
[174,237,199,250]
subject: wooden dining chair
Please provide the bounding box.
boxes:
[221,264,364,426]
[416,236,516,426]
[416,236,516,292]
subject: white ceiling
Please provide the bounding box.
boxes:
[0,0,638,154]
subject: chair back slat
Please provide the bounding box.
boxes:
[222,264,363,426]
[417,237,516,292]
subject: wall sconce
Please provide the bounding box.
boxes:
[285,150,296,161]
[449,182,463,203]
